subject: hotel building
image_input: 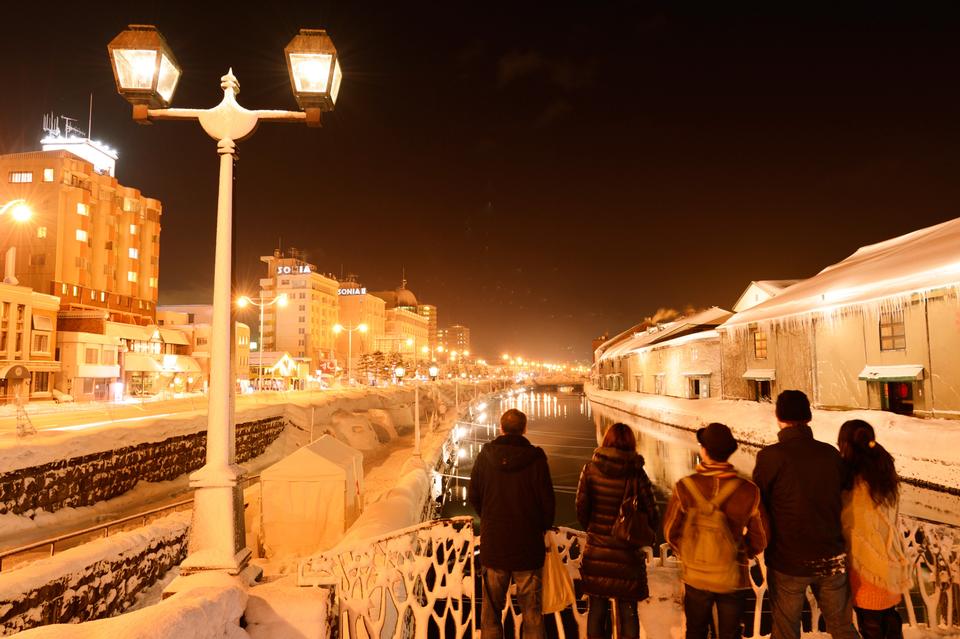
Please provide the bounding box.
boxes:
[0,139,161,325]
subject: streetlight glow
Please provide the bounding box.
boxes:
[358,323,368,333]
[277,293,289,307]
[236,296,250,309]
[332,323,343,334]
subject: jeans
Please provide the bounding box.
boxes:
[768,569,860,639]
[683,585,747,639]
[587,596,640,638]
[481,566,544,639]
[854,607,903,639]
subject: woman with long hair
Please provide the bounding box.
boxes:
[576,422,659,639]
[837,419,912,639]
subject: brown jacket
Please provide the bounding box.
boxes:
[663,462,770,589]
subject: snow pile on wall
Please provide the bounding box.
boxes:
[365,408,399,441]
[13,583,249,639]
[0,511,190,634]
[329,409,380,450]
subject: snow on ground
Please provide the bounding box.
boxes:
[586,385,960,493]
[245,575,331,639]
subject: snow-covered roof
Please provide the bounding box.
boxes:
[261,435,361,481]
[732,279,803,312]
[598,307,731,363]
[723,216,960,327]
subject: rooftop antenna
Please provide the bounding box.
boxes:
[88,93,93,139]
[62,115,85,138]
[401,266,407,289]
[42,113,61,137]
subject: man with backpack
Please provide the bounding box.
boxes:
[664,422,770,639]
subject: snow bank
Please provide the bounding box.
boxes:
[331,457,430,550]
[13,583,249,639]
[245,576,333,639]
[585,385,960,493]
[329,410,380,450]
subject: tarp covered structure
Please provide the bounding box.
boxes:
[259,435,364,558]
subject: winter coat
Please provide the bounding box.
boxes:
[663,461,770,590]
[841,478,912,608]
[752,424,851,577]
[575,447,659,601]
[468,434,555,571]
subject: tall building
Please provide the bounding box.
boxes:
[258,248,339,367]
[441,324,471,353]
[0,142,161,325]
[334,275,385,366]
[417,304,439,349]
[0,279,60,402]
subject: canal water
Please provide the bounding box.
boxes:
[440,388,960,530]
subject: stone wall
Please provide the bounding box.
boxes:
[0,512,190,635]
[0,416,285,517]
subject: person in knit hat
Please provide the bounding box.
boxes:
[753,390,859,639]
[838,420,911,639]
[664,422,769,639]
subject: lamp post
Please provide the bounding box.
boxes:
[1,200,33,287]
[237,293,288,391]
[332,322,367,384]
[108,24,341,580]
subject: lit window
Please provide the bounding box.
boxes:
[8,171,32,183]
[129,247,139,259]
[149,277,158,288]
[880,310,906,351]
[130,224,137,235]
[76,229,88,242]
[128,271,138,283]
[753,330,768,359]
[77,203,89,216]
[36,227,47,239]
[43,168,55,182]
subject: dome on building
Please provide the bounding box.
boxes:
[395,285,418,308]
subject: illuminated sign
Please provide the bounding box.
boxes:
[276,265,312,275]
[338,287,366,296]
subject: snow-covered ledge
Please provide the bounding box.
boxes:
[13,580,249,639]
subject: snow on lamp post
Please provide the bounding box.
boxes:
[108,24,340,582]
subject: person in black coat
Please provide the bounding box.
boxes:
[469,408,555,639]
[576,422,659,639]
[752,390,859,639]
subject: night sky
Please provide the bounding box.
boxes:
[2,4,959,361]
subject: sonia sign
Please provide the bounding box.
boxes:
[338,287,366,296]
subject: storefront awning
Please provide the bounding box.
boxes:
[160,354,202,373]
[106,322,154,342]
[159,329,190,346]
[682,370,712,377]
[742,368,776,381]
[858,365,924,382]
[124,353,162,373]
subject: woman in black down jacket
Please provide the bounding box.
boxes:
[576,422,659,639]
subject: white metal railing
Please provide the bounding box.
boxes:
[300,513,960,639]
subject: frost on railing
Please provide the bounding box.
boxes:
[299,517,477,638]
[299,514,960,638]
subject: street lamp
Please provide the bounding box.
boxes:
[394,365,406,383]
[332,322,367,384]
[0,199,33,223]
[237,293,288,392]
[108,24,340,580]
[429,365,439,381]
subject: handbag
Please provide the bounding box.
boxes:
[542,530,576,614]
[611,474,657,547]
